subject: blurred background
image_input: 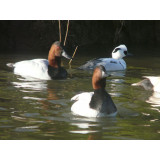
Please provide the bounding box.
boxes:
[0,20,159,54]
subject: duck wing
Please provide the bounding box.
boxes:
[78,58,103,70]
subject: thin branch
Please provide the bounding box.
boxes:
[64,20,70,46]
[58,20,61,42]
[69,46,78,69]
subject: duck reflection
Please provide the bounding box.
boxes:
[70,116,118,140]
[12,77,63,110]
[12,77,48,91]
[40,88,60,110]
[108,70,126,77]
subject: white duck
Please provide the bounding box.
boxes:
[71,65,117,117]
[79,44,128,71]
[7,41,71,80]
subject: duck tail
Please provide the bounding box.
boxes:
[6,63,15,68]
[71,94,79,101]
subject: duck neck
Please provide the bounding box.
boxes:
[92,77,106,90]
[48,56,61,68]
[89,88,117,114]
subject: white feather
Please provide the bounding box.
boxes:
[71,92,117,117]
[13,59,51,80]
[98,58,126,71]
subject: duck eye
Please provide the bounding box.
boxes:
[113,48,120,53]
[124,51,127,55]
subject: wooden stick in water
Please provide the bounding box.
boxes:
[64,20,70,46]
[58,20,61,42]
[69,46,78,69]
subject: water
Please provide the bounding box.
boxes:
[0,49,160,140]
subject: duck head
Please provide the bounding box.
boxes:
[112,44,128,59]
[92,65,109,90]
[53,41,71,59]
[48,41,71,68]
[90,65,117,115]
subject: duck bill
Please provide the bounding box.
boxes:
[126,52,133,57]
[62,51,71,60]
[102,70,110,78]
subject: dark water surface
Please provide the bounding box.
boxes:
[0,49,160,140]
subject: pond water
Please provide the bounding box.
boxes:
[0,48,160,140]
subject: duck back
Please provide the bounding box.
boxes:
[79,58,126,71]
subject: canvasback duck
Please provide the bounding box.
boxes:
[79,44,128,71]
[7,41,71,80]
[132,76,160,93]
[71,65,117,117]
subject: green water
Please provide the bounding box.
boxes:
[0,50,160,140]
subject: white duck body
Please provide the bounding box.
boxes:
[79,44,128,71]
[13,59,51,80]
[96,58,126,71]
[71,65,117,118]
[71,92,117,117]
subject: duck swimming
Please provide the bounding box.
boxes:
[71,65,117,117]
[7,41,71,80]
[132,76,160,93]
[79,44,128,71]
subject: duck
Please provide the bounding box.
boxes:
[79,44,128,71]
[6,41,71,80]
[132,76,160,93]
[71,65,117,117]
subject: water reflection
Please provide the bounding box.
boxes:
[109,78,125,97]
[69,116,118,139]
[14,125,40,132]
[108,70,126,77]
[12,76,60,99]
[12,77,48,92]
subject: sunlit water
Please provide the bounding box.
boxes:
[0,49,160,140]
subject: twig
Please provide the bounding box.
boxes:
[69,46,78,69]
[114,20,125,44]
[64,20,70,46]
[58,20,61,42]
